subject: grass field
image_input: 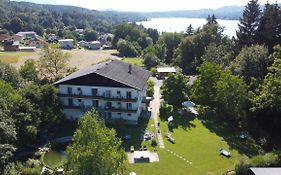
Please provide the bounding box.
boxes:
[128,115,257,175]
[0,52,33,64]
[122,57,144,67]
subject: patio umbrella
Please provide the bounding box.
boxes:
[182,101,195,108]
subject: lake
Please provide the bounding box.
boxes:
[137,18,239,37]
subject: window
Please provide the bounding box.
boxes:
[105,90,111,98]
[107,112,112,119]
[92,88,98,96]
[77,87,82,95]
[92,100,99,108]
[128,113,132,116]
[117,91,121,97]
[106,102,112,108]
[67,87,72,95]
[117,102,121,108]
[68,98,73,106]
[127,103,132,110]
[78,99,82,103]
[117,113,121,115]
[126,91,132,99]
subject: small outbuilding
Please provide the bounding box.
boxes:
[88,41,101,50]
[58,39,74,49]
[249,167,281,175]
[157,67,176,79]
[3,40,20,51]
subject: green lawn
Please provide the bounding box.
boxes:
[122,57,144,67]
[43,150,67,169]
[128,115,256,175]
[0,51,33,64]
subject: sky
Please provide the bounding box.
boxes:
[14,0,278,12]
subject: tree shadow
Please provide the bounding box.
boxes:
[168,113,196,132]
[199,109,260,157]
[108,115,151,152]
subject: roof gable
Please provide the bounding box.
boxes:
[54,60,150,90]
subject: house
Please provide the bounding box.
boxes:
[75,28,84,33]
[249,167,281,175]
[17,31,37,39]
[77,40,89,48]
[47,33,57,41]
[58,39,74,49]
[88,41,101,50]
[3,39,20,51]
[157,67,176,79]
[99,33,114,47]
[54,60,151,124]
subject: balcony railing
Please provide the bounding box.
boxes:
[59,93,138,102]
[63,104,138,113]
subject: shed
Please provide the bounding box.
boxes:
[157,67,176,79]
[250,168,281,175]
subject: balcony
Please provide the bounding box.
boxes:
[59,93,138,102]
[63,104,137,113]
[104,106,138,113]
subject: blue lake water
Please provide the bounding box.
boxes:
[137,18,239,37]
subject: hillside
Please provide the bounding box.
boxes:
[0,0,145,34]
[137,6,245,20]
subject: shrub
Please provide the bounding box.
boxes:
[235,156,250,175]
[251,152,279,167]
[159,102,174,120]
[151,139,158,147]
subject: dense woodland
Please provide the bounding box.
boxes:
[0,0,144,36]
[1,0,281,174]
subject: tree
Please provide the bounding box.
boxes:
[66,109,127,175]
[191,62,248,121]
[19,59,39,82]
[159,32,183,64]
[236,0,261,47]
[231,45,271,85]
[201,41,234,67]
[161,73,190,107]
[117,39,139,57]
[146,79,155,97]
[185,24,194,36]
[84,28,98,42]
[0,61,22,88]
[38,44,71,81]
[7,17,24,33]
[252,45,281,135]
[143,53,160,69]
[257,3,281,52]
[175,23,224,74]
[206,14,218,24]
[0,111,16,173]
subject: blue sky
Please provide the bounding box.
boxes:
[14,0,277,12]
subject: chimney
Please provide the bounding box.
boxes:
[128,64,132,74]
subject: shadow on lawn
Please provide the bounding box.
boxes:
[109,115,151,152]
[168,114,196,132]
[199,109,259,157]
[159,109,196,132]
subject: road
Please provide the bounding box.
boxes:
[150,78,165,149]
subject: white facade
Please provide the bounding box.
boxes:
[88,41,101,50]
[58,84,147,124]
[58,39,74,49]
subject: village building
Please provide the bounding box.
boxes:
[58,39,74,49]
[17,31,37,39]
[156,67,176,79]
[54,60,151,124]
[3,39,20,51]
[88,41,101,50]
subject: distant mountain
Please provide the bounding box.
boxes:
[136,5,246,20]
